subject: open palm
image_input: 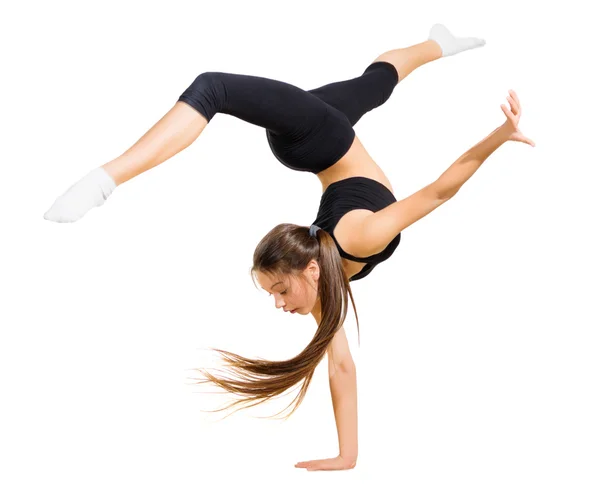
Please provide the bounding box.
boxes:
[295,455,356,471]
[501,89,535,147]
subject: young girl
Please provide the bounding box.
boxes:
[44,24,534,471]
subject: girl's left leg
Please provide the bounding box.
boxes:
[307,40,442,128]
[308,24,485,127]
[372,39,442,81]
[375,23,486,80]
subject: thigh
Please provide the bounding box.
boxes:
[178,71,330,137]
[308,61,399,126]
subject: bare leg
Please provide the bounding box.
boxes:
[43,101,209,222]
[372,40,442,81]
[102,101,209,186]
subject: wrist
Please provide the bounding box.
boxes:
[338,453,358,467]
[495,123,512,142]
[339,446,358,459]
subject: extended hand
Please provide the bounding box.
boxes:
[295,455,356,471]
[500,89,535,147]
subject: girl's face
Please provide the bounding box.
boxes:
[255,261,320,316]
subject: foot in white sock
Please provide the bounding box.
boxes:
[428,23,486,57]
[44,166,117,223]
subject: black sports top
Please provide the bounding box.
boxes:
[311,176,402,282]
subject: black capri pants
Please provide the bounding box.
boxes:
[177,61,399,174]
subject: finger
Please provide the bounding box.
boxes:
[507,95,519,116]
[297,460,322,467]
[501,104,513,122]
[516,134,536,147]
[509,89,521,109]
[303,459,336,471]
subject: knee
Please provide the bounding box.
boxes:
[186,72,226,100]
[190,71,222,88]
[178,72,224,122]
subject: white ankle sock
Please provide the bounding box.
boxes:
[428,23,486,57]
[44,166,117,223]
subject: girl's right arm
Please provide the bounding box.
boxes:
[340,90,534,259]
[433,124,510,199]
[435,89,535,198]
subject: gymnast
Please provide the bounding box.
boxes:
[44,24,534,471]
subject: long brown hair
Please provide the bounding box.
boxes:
[189,223,360,420]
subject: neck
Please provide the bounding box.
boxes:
[311,298,322,323]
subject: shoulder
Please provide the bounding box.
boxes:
[332,209,376,258]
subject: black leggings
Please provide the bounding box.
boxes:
[177,61,399,174]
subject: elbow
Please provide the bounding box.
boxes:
[438,188,458,201]
[431,181,458,200]
[329,361,356,379]
[337,362,357,375]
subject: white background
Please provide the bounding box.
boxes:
[1,0,599,497]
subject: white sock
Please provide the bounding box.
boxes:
[428,23,486,57]
[43,167,117,223]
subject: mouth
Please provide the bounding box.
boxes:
[287,309,297,314]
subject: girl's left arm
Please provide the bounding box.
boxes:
[295,355,358,471]
[295,322,358,471]
[329,361,358,464]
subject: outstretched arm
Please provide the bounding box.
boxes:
[436,89,535,197]
[344,90,534,258]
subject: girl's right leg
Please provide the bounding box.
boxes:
[103,101,208,187]
[43,101,208,223]
[44,71,328,223]
[106,68,327,187]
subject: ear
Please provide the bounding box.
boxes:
[308,259,320,280]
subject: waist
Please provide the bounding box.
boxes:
[317,135,395,195]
